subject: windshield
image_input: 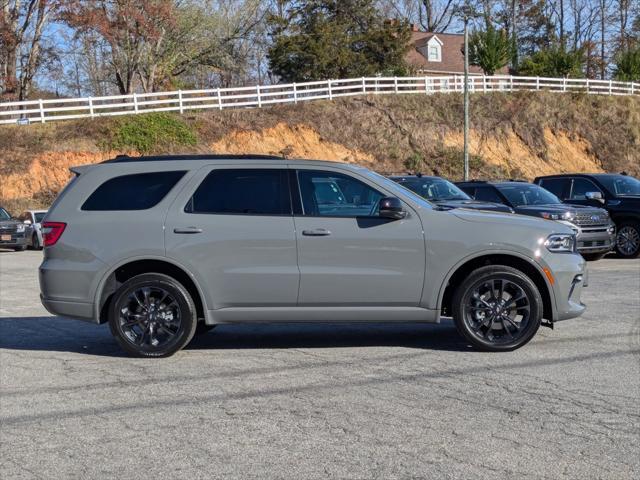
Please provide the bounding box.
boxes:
[0,208,11,221]
[596,175,640,197]
[364,170,434,208]
[497,184,562,206]
[396,177,470,201]
[34,212,47,223]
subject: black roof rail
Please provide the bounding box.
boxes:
[102,154,285,164]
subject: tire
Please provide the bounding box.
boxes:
[582,252,607,261]
[31,233,42,250]
[108,273,198,358]
[615,221,640,259]
[452,265,543,352]
[195,323,216,336]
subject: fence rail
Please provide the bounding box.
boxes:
[1,75,638,126]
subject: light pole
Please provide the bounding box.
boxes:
[463,11,470,181]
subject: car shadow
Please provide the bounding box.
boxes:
[0,316,471,357]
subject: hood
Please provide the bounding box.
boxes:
[0,218,21,226]
[433,199,513,213]
[452,208,574,234]
[515,203,606,216]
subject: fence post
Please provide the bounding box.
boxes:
[293,83,297,103]
[178,90,184,114]
[88,97,94,118]
[424,76,429,94]
[328,80,333,100]
[38,99,45,123]
[217,88,222,110]
[394,77,398,94]
[133,93,138,113]
[510,76,514,92]
[609,79,612,95]
[257,85,262,107]
[362,77,366,94]
[562,78,566,92]
[536,77,540,90]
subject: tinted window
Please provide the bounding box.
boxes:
[473,187,504,203]
[396,178,470,201]
[595,175,640,197]
[34,212,47,223]
[82,171,186,211]
[298,170,384,217]
[538,178,568,198]
[570,178,602,200]
[187,169,290,215]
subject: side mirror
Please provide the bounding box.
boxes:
[379,197,407,220]
[585,191,604,203]
[23,219,32,225]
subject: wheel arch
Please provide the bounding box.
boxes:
[95,257,207,325]
[438,253,555,322]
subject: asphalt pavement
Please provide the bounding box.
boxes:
[1,250,639,479]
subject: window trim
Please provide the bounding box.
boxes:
[81,170,187,212]
[183,167,293,217]
[294,169,388,219]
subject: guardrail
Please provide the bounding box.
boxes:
[1,75,638,125]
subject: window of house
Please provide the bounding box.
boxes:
[428,45,441,62]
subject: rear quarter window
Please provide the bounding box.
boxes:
[82,171,186,211]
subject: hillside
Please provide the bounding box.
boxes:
[1,91,639,213]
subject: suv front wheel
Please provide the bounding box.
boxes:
[452,266,543,351]
[108,273,198,357]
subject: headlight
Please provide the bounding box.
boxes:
[540,212,560,220]
[16,224,25,233]
[545,234,576,253]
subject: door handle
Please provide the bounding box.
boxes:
[302,228,331,236]
[173,227,203,234]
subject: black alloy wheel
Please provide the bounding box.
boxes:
[616,222,640,259]
[108,273,197,357]
[452,266,542,351]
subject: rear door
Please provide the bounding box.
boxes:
[292,167,425,306]
[165,165,299,309]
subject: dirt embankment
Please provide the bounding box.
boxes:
[0,91,637,212]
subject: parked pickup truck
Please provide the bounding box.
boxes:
[0,207,28,251]
[533,173,640,259]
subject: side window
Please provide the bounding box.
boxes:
[297,170,384,217]
[539,178,568,198]
[186,169,290,215]
[82,171,186,211]
[458,186,476,197]
[570,178,602,200]
[474,187,504,203]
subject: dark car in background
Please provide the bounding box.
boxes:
[391,175,514,213]
[0,207,28,251]
[456,180,616,261]
[534,174,640,259]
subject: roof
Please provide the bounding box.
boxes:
[391,175,441,181]
[456,180,532,186]
[103,154,285,163]
[534,173,626,179]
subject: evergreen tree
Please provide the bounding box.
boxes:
[268,0,410,82]
[614,47,640,81]
[467,26,513,75]
[518,46,585,77]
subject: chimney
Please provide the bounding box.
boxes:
[410,24,420,32]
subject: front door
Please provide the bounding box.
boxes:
[293,168,426,306]
[165,166,299,309]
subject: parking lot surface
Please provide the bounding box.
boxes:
[1,250,639,479]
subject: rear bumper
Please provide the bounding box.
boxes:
[40,294,96,322]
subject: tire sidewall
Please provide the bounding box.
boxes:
[108,273,197,358]
[615,221,640,259]
[452,266,542,352]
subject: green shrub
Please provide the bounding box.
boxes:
[105,113,197,153]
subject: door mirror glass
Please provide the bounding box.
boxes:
[23,219,32,225]
[585,191,604,203]
[379,197,406,220]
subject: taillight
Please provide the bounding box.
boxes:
[42,222,66,247]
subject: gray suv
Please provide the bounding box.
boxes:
[40,155,587,357]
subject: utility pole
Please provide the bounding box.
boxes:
[463,11,470,181]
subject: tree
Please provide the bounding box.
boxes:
[467,25,512,75]
[613,46,640,81]
[268,0,411,82]
[0,0,55,100]
[518,46,585,77]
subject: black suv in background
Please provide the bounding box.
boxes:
[0,206,28,251]
[456,180,616,261]
[391,175,514,213]
[533,174,640,259]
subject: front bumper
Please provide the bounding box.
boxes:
[576,225,616,254]
[546,253,587,322]
[0,233,27,248]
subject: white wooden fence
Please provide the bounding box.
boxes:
[0,75,638,126]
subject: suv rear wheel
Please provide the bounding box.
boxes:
[615,221,640,259]
[108,273,198,357]
[452,266,542,351]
